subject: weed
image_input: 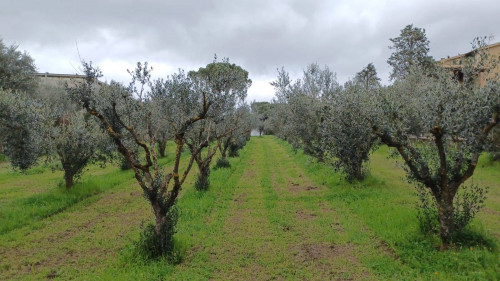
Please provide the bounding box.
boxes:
[416,181,489,237]
[133,207,181,262]
[194,171,210,191]
[214,157,230,169]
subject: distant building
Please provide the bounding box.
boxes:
[35,72,89,88]
[439,41,500,86]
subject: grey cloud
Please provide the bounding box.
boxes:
[1,0,499,101]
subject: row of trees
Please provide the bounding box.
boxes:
[1,39,114,186]
[69,59,252,254]
[2,24,499,252]
[0,41,253,255]
[266,26,500,250]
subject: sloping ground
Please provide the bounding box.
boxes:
[0,136,499,280]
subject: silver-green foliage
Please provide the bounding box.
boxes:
[321,80,378,182]
[270,63,341,160]
[0,40,112,187]
[0,39,38,93]
[41,83,114,187]
[0,90,45,169]
[366,38,500,247]
[0,39,40,165]
[69,59,250,256]
[186,58,251,188]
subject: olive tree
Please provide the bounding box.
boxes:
[227,104,253,157]
[156,131,171,158]
[0,40,112,187]
[366,39,500,249]
[188,59,251,172]
[214,104,251,166]
[0,39,38,93]
[5,80,113,188]
[270,63,340,161]
[37,82,114,188]
[250,101,271,136]
[268,67,296,140]
[487,127,500,161]
[0,39,38,158]
[185,120,219,190]
[50,111,112,188]
[321,79,379,182]
[0,90,45,169]
[69,61,220,256]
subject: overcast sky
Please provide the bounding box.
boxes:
[1,0,499,102]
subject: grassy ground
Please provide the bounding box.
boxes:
[0,136,498,280]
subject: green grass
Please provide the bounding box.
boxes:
[0,169,127,234]
[83,139,251,280]
[278,139,500,280]
[0,136,499,280]
[0,149,180,236]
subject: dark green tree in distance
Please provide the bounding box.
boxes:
[354,63,381,90]
[387,24,435,80]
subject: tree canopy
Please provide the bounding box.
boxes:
[0,39,38,93]
[387,24,434,80]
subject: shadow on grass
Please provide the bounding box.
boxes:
[451,228,498,251]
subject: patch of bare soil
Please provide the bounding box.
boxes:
[317,201,333,212]
[297,243,357,263]
[227,207,245,227]
[295,210,317,221]
[316,202,345,234]
[482,208,500,216]
[233,192,247,205]
[330,222,345,234]
[294,243,372,280]
[181,244,202,263]
[376,240,398,260]
[245,171,255,178]
[288,182,321,193]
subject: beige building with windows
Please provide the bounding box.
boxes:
[439,41,500,86]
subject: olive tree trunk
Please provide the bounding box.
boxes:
[63,169,75,188]
[60,158,76,188]
[195,161,211,191]
[158,140,167,158]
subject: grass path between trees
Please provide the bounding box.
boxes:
[0,136,499,280]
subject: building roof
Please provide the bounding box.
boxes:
[440,41,500,63]
[36,72,87,79]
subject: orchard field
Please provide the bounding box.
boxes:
[0,136,499,280]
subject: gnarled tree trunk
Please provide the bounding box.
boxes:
[151,195,175,253]
[196,160,211,190]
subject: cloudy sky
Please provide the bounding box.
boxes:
[1,0,499,101]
